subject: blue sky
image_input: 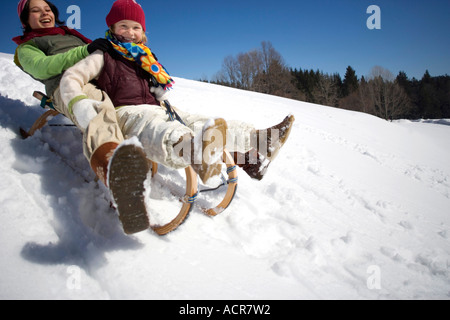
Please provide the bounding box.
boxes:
[1,0,449,81]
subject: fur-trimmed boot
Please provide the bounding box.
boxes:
[174,118,228,184]
[90,139,150,234]
[232,114,295,180]
[195,118,228,184]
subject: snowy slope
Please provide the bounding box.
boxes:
[0,52,449,300]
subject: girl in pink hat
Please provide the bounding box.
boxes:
[60,0,231,203]
[13,0,152,235]
[15,0,295,235]
[61,0,294,183]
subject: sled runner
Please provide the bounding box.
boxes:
[21,91,238,235]
[19,92,60,138]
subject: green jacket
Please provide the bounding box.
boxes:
[15,34,89,96]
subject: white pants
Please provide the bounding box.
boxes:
[116,104,255,169]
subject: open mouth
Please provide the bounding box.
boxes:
[40,19,52,24]
[116,34,136,43]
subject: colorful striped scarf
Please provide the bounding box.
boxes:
[106,30,174,90]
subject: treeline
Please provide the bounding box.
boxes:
[206,42,450,120]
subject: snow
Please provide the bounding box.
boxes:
[0,52,449,300]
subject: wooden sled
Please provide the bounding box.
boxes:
[24,91,238,235]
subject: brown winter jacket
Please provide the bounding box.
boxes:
[96,51,159,107]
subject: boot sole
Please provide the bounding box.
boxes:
[109,144,150,234]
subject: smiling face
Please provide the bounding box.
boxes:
[27,0,55,29]
[112,20,144,43]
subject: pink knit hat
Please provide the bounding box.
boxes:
[106,0,146,31]
[17,0,29,25]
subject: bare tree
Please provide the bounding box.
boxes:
[215,41,299,98]
[314,73,339,107]
[219,55,239,87]
[236,50,262,90]
[366,66,412,120]
[253,42,297,97]
[260,41,283,73]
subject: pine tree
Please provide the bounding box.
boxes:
[342,66,359,97]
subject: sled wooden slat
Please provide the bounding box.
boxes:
[203,150,238,217]
[33,91,47,104]
[149,149,238,226]
[151,165,198,236]
[21,109,60,139]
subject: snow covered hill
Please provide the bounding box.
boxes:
[0,52,449,300]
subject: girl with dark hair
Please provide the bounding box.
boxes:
[18,0,65,32]
[13,0,295,235]
[12,0,150,234]
[13,0,110,98]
